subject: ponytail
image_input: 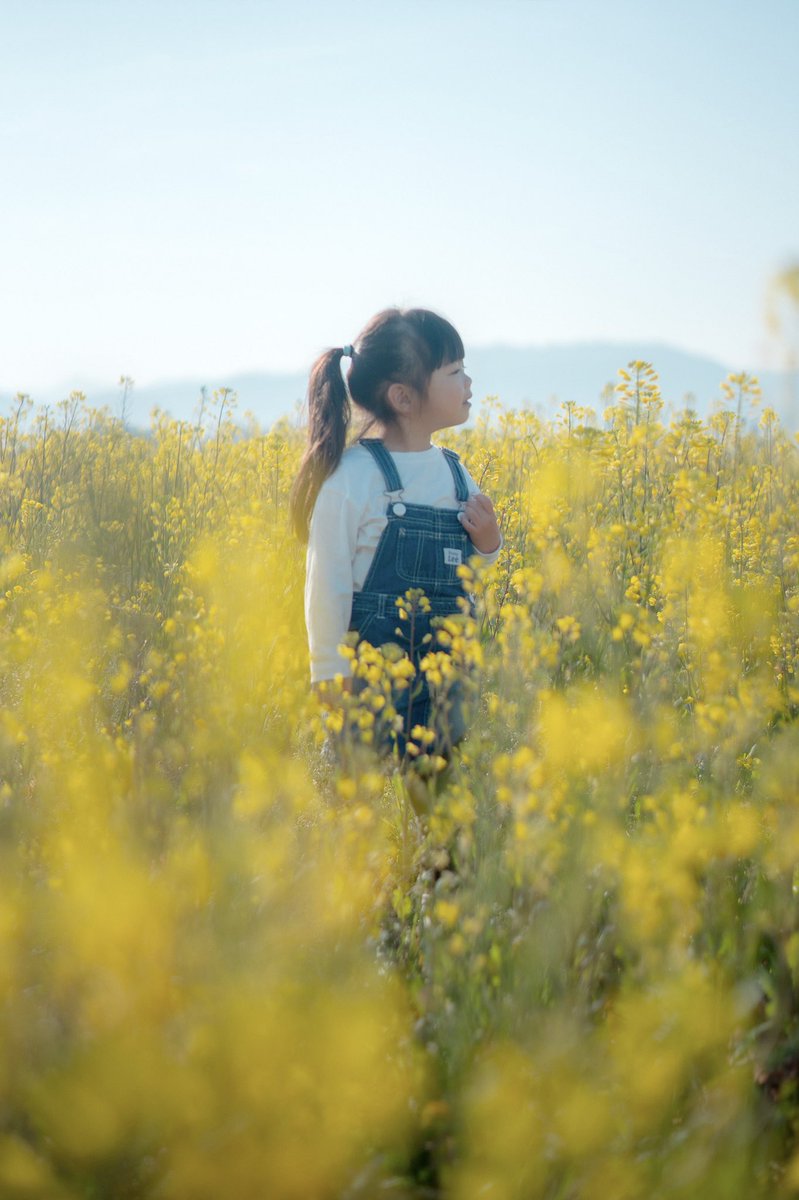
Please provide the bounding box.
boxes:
[290,348,351,540]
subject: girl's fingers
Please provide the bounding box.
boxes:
[462,496,498,540]
[464,499,494,522]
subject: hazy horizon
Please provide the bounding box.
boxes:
[6,339,794,434]
[2,333,752,398]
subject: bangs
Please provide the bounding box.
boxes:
[404,309,465,370]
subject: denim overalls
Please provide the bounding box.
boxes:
[348,438,475,757]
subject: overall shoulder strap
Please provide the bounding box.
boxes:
[441,447,470,503]
[358,438,404,493]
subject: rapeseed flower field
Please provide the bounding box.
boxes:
[1,367,799,1197]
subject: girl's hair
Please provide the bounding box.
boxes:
[290,307,464,540]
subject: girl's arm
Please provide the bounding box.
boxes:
[305,482,359,684]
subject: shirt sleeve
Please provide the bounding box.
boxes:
[462,465,503,566]
[305,479,360,683]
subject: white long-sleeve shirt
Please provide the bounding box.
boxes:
[305,441,501,683]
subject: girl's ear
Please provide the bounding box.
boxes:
[386,382,415,416]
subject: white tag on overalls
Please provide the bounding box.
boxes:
[443,548,463,566]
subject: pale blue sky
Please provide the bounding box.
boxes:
[1,0,797,392]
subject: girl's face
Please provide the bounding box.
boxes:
[420,360,473,434]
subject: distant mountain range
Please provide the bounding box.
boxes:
[3,343,796,430]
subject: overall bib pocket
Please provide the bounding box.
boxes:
[396,526,472,589]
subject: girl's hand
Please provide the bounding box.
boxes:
[459,493,501,554]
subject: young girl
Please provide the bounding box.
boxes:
[291,307,501,759]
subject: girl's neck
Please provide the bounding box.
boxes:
[377,423,433,453]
